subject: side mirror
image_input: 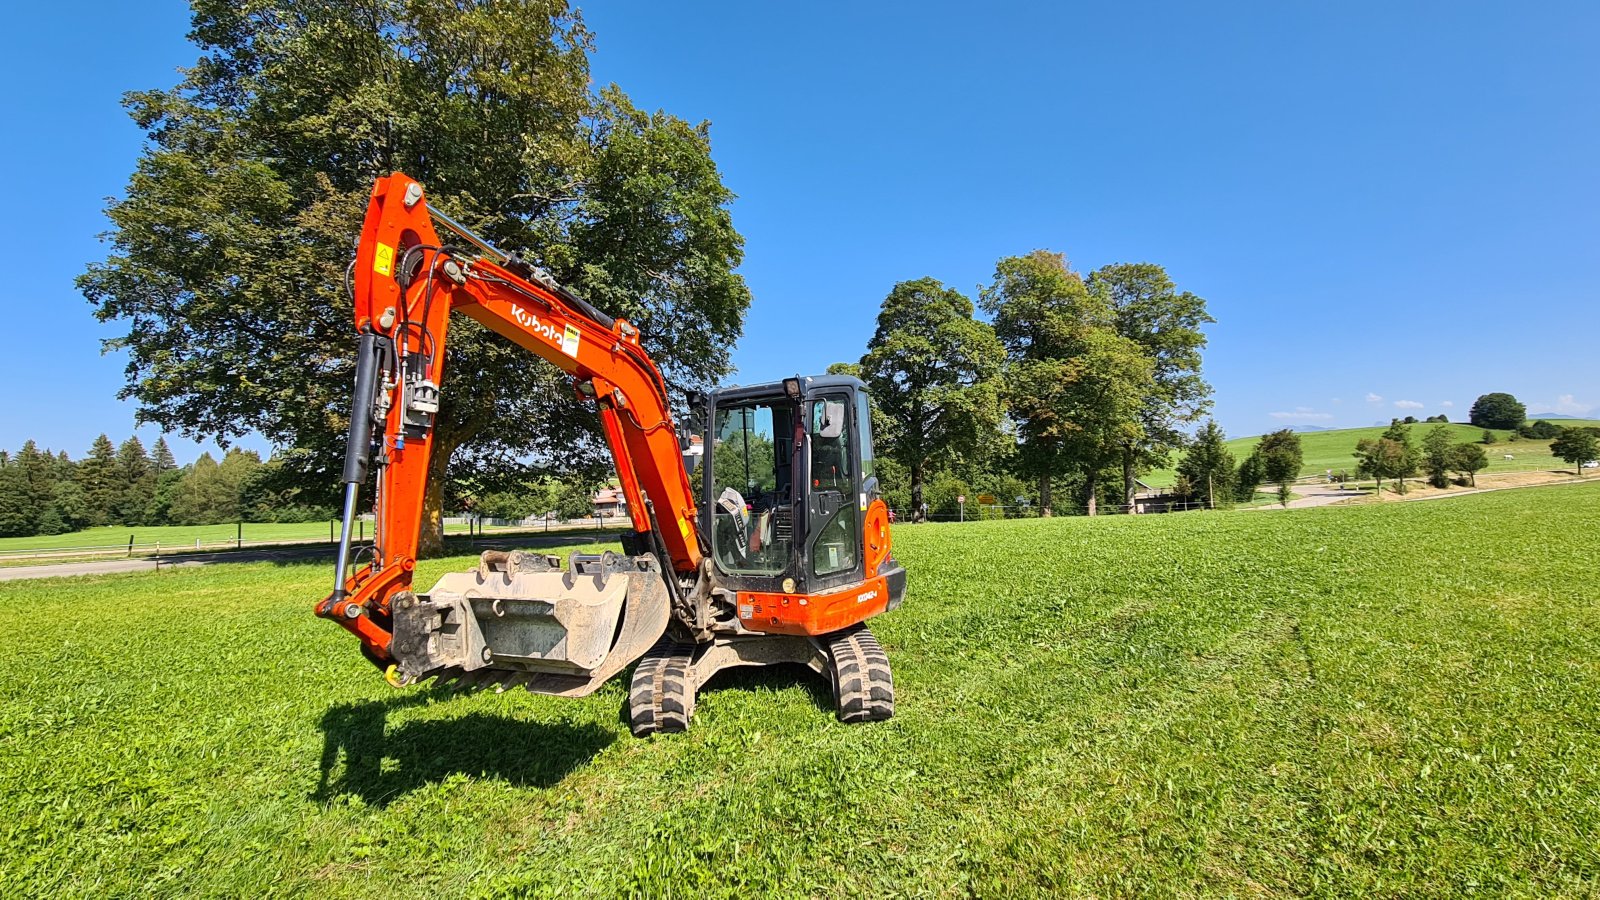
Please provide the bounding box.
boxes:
[814,400,846,439]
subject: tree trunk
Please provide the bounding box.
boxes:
[1084,471,1098,517]
[418,432,460,557]
[1122,445,1137,513]
[1038,473,1053,518]
[910,462,926,523]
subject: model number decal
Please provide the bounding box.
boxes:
[856,589,879,604]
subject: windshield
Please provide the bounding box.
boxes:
[710,400,794,575]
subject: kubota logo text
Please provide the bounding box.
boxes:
[511,305,582,358]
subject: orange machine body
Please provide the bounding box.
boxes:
[318,174,898,668]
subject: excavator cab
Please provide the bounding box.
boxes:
[700,375,906,625]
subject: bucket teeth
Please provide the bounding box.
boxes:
[426,666,464,690]
[495,671,531,693]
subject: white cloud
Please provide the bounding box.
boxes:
[1270,409,1335,421]
[1441,400,1454,408]
[1394,400,1424,410]
[1529,394,1594,416]
[1365,393,1383,403]
[1331,397,1344,404]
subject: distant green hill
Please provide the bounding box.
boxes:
[1146,419,1600,489]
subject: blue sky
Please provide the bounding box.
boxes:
[3,2,1597,464]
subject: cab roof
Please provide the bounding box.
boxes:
[709,374,866,404]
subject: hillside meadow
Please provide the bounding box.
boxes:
[1,482,1597,896]
[1145,420,1600,488]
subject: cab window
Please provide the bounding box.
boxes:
[710,401,793,575]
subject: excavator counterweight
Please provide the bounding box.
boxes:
[316,174,905,732]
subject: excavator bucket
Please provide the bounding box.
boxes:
[388,550,670,698]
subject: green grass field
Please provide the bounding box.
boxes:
[1144,419,1600,488]
[3,483,1598,895]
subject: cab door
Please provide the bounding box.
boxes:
[803,388,864,590]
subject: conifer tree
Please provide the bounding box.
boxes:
[77,434,120,526]
[114,436,154,525]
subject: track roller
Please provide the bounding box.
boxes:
[826,624,895,724]
[628,638,697,736]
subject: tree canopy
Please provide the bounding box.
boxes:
[981,251,1155,516]
[1087,263,1213,505]
[1176,420,1235,509]
[1469,393,1526,430]
[1550,427,1600,476]
[80,0,751,552]
[860,277,1003,520]
[1256,429,1303,506]
[1447,442,1488,487]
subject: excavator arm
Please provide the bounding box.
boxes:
[315,173,702,669]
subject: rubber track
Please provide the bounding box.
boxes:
[628,639,696,736]
[826,624,894,723]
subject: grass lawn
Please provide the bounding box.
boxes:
[2,483,1598,895]
[1144,419,1600,489]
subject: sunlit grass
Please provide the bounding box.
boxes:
[2,483,1597,895]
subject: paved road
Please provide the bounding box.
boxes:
[0,531,619,582]
[1240,473,1589,512]
[1241,481,1366,511]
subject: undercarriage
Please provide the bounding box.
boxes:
[387,547,894,732]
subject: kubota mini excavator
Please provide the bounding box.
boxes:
[315,174,905,733]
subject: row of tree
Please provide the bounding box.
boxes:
[854,252,1211,518]
[1172,425,1306,508]
[0,436,328,538]
[1354,422,1489,495]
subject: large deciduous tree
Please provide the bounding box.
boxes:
[80,0,750,553]
[1087,263,1213,507]
[1551,427,1600,476]
[981,251,1153,516]
[1469,392,1526,430]
[860,278,1003,521]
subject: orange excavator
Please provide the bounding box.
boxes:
[315,174,905,733]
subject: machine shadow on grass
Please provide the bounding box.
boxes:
[314,692,613,807]
[605,662,835,729]
[699,663,835,713]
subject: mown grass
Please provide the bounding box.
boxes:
[1144,420,1600,488]
[2,483,1598,896]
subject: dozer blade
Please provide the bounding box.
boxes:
[390,550,671,699]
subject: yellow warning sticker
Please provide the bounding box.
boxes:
[561,323,581,357]
[373,242,394,277]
